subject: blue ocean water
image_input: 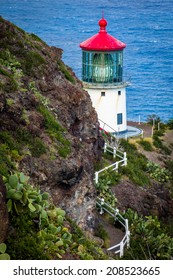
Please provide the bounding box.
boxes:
[1,0,173,122]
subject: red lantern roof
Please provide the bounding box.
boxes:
[80,18,126,51]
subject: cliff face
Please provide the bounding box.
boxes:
[0,17,102,235]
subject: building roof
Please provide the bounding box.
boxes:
[80,17,126,51]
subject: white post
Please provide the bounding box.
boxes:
[113,147,116,158]
[138,115,141,125]
[95,172,99,184]
[125,219,130,248]
[119,241,124,258]
[124,152,127,166]
[116,162,118,171]
[158,122,160,131]
[104,142,107,153]
[127,231,130,248]
[141,130,144,139]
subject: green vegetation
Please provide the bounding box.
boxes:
[0,139,17,177]
[68,219,109,260]
[30,33,45,43]
[146,114,161,126]
[5,172,72,259]
[147,161,172,183]
[0,49,25,92]
[38,105,71,158]
[22,51,45,75]
[137,139,153,151]
[0,128,47,177]
[120,139,150,186]
[153,132,171,155]
[95,223,110,248]
[96,170,119,207]
[123,209,173,260]
[4,172,109,260]
[167,119,173,130]
[57,60,75,84]
[0,243,10,260]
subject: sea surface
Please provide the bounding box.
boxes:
[1,0,173,122]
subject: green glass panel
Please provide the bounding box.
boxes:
[92,53,114,83]
[82,51,123,83]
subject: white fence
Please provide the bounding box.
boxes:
[95,143,127,184]
[96,197,130,258]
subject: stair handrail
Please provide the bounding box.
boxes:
[96,197,130,257]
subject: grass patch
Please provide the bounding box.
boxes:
[137,139,154,151]
[57,60,75,84]
[120,139,150,186]
[15,128,47,157]
[38,105,71,157]
[0,143,16,176]
[22,51,45,75]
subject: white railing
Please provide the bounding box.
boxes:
[104,142,125,159]
[95,143,127,184]
[96,197,130,258]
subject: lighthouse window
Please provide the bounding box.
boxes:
[117,113,123,125]
[118,90,121,95]
[101,91,105,96]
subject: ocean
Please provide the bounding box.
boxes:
[1,0,173,122]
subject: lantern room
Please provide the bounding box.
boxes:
[80,18,126,85]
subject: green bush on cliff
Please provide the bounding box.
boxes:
[57,60,75,84]
[0,243,10,260]
[123,209,173,260]
[120,139,150,186]
[4,172,72,259]
[38,105,71,158]
[4,172,109,260]
[22,51,45,75]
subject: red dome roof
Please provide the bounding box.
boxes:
[80,18,126,51]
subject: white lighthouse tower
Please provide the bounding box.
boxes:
[80,17,128,133]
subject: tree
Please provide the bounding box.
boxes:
[146,114,161,126]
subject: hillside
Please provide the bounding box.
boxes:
[0,16,103,245]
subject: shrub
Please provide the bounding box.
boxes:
[167,119,173,130]
[147,161,172,182]
[4,172,72,260]
[153,133,171,155]
[146,114,161,125]
[57,60,75,84]
[22,51,45,75]
[95,170,119,207]
[38,105,71,158]
[138,139,153,151]
[120,139,150,186]
[123,209,173,260]
[0,243,10,260]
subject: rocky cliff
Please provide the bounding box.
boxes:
[0,16,102,239]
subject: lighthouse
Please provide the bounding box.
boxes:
[80,17,128,133]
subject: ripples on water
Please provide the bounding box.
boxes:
[1,0,173,122]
